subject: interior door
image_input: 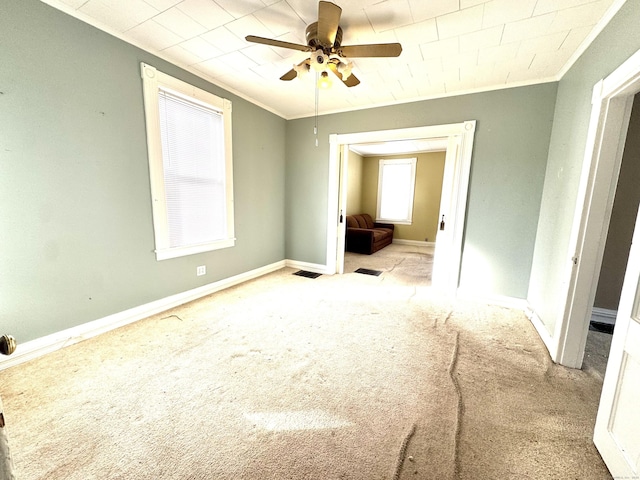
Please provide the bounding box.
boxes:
[336,145,348,274]
[594,202,640,477]
[431,135,460,292]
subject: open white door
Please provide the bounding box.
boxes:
[431,135,460,293]
[594,200,640,477]
[550,48,640,369]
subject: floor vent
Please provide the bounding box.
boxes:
[355,268,383,277]
[293,270,322,279]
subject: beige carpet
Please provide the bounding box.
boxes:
[0,245,611,479]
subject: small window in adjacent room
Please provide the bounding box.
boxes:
[376,158,417,224]
[141,63,234,261]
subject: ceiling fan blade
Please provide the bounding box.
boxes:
[280,59,310,81]
[338,43,403,58]
[245,35,311,52]
[280,69,297,81]
[317,1,342,47]
[328,63,360,87]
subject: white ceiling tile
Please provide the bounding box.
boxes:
[177,0,234,30]
[180,36,223,60]
[421,81,446,96]
[80,0,159,32]
[408,0,459,22]
[384,63,413,81]
[407,61,431,81]
[201,26,248,54]
[346,29,400,48]
[533,0,599,16]
[442,51,478,70]
[351,57,393,74]
[282,0,320,25]
[459,25,503,53]
[339,9,376,43]
[481,0,537,29]
[477,42,519,65]
[241,43,286,65]
[192,57,234,77]
[226,14,274,40]
[419,37,459,60]
[253,1,307,37]
[436,5,484,39]
[142,0,181,10]
[505,68,539,84]
[550,0,612,32]
[126,19,182,50]
[517,31,569,58]
[411,57,444,76]
[528,48,574,76]
[153,7,207,39]
[217,51,259,71]
[474,66,509,86]
[59,0,91,8]
[162,44,203,65]
[365,0,414,33]
[460,0,487,8]
[398,44,426,63]
[501,12,556,44]
[393,19,439,46]
[212,0,266,19]
[559,25,593,52]
[429,67,461,84]
[250,62,291,80]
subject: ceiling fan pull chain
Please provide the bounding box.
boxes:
[315,73,320,147]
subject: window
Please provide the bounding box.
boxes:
[141,63,234,260]
[376,158,417,224]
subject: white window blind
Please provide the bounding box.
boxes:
[141,62,234,261]
[158,90,227,248]
[376,158,417,224]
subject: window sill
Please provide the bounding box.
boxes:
[155,238,235,261]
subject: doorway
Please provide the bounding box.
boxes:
[553,49,640,370]
[326,122,476,295]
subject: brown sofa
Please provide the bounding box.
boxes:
[345,214,394,254]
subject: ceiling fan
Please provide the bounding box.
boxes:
[245,1,403,88]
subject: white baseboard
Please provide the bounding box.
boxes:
[392,239,436,247]
[0,261,286,371]
[591,307,617,325]
[455,288,529,311]
[285,259,332,275]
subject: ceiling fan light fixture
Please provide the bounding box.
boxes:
[337,60,353,79]
[310,49,329,72]
[317,70,333,89]
[294,61,310,78]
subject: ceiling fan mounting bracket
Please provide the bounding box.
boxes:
[306,22,343,52]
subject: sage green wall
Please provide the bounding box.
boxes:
[0,0,286,343]
[286,83,557,298]
[346,152,363,215]
[528,0,640,335]
[360,153,445,242]
[594,95,640,311]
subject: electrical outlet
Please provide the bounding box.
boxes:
[196,265,206,276]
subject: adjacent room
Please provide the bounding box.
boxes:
[2,0,640,478]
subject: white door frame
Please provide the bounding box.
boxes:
[326,121,476,294]
[554,48,640,369]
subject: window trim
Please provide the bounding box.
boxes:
[141,63,235,261]
[376,157,417,225]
